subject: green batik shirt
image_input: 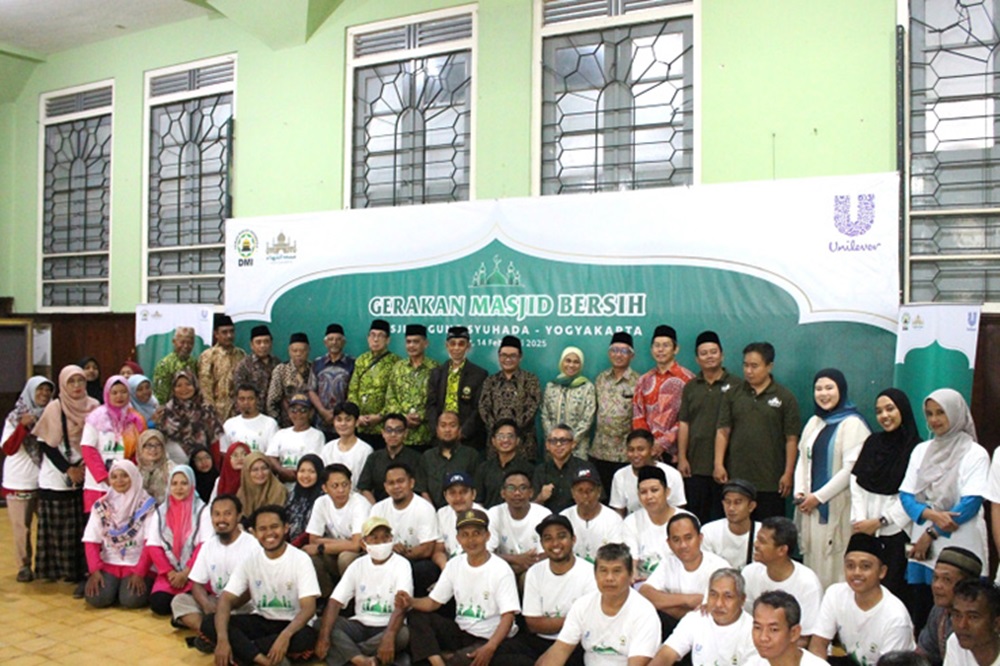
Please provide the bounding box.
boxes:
[348,351,400,436]
[152,352,199,404]
[384,356,439,446]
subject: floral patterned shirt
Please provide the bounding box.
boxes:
[591,367,640,463]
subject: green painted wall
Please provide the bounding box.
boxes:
[0,0,897,313]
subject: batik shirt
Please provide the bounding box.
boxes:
[632,363,695,464]
[266,362,317,428]
[231,353,281,412]
[385,356,439,446]
[591,367,640,463]
[152,353,199,404]
[312,354,355,414]
[478,369,541,460]
[347,351,400,437]
[198,345,246,422]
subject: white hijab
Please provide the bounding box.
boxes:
[914,388,979,510]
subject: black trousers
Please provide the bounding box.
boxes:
[683,474,723,524]
[201,613,317,666]
[407,610,484,664]
[751,492,788,521]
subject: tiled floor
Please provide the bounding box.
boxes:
[0,507,210,665]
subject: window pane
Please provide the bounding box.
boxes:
[42,113,111,307]
[352,51,471,207]
[541,17,693,195]
[148,92,232,304]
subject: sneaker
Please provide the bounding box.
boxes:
[185,636,215,654]
[16,567,34,583]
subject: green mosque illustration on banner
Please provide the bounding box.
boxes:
[237,239,896,427]
[894,342,975,440]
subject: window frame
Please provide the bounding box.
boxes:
[141,53,237,306]
[531,0,700,196]
[36,79,116,312]
[902,0,1000,309]
[343,4,478,209]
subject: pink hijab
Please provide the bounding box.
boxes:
[91,459,156,557]
[86,375,146,436]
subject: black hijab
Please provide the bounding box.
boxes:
[78,356,103,403]
[851,388,921,495]
[188,445,219,503]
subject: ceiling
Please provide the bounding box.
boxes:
[0,0,344,103]
[0,0,213,57]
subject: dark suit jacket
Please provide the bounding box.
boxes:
[427,360,488,451]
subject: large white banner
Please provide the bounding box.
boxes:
[225,172,900,331]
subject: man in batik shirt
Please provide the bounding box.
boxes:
[266,332,318,428]
[632,324,695,465]
[153,326,199,403]
[198,314,246,422]
[348,319,400,449]
[478,335,541,461]
[590,331,640,489]
[312,322,355,438]
[385,324,439,451]
[231,325,280,413]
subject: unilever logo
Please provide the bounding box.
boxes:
[829,193,880,253]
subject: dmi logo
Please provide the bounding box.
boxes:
[235,229,258,267]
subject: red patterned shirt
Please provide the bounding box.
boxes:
[632,362,695,463]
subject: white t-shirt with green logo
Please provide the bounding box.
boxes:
[558,588,660,665]
[331,552,413,627]
[223,544,320,622]
[429,553,520,640]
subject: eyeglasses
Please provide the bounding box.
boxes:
[288,406,309,413]
[499,352,520,360]
[608,347,633,356]
[504,484,531,493]
[546,437,574,446]
[494,433,517,441]
[383,426,405,434]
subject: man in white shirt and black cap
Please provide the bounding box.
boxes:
[700,478,761,569]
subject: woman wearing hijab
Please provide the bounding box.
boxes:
[793,368,871,589]
[541,346,597,459]
[2,376,55,582]
[157,369,223,465]
[82,459,157,608]
[33,365,98,586]
[145,465,207,616]
[236,451,287,528]
[850,388,920,599]
[285,454,324,547]
[128,374,158,427]
[79,356,103,403]
[214,442,249,499]
[900,388,989,629]
[137,430,174,505]
[189,445,218,504]
[81,375,147,512]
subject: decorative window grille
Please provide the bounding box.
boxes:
[145,57,235,304]
[349,10,474,207]
[40,84,114,309]
[539,0,693,195]
[908,0,1000,302]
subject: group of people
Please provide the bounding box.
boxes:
[2,314,999,666]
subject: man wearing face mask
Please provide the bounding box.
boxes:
[314,516,412,666]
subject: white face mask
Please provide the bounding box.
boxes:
[366,541,394,561]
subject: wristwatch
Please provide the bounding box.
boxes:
[879,516,889,527]
[926,526,938,540]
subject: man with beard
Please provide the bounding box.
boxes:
[418,411,481,509]
[171,495,260,641]
[496,514,596,665]
[356,413,424,504]
[370,461,440,596]
[204,505,320,666]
